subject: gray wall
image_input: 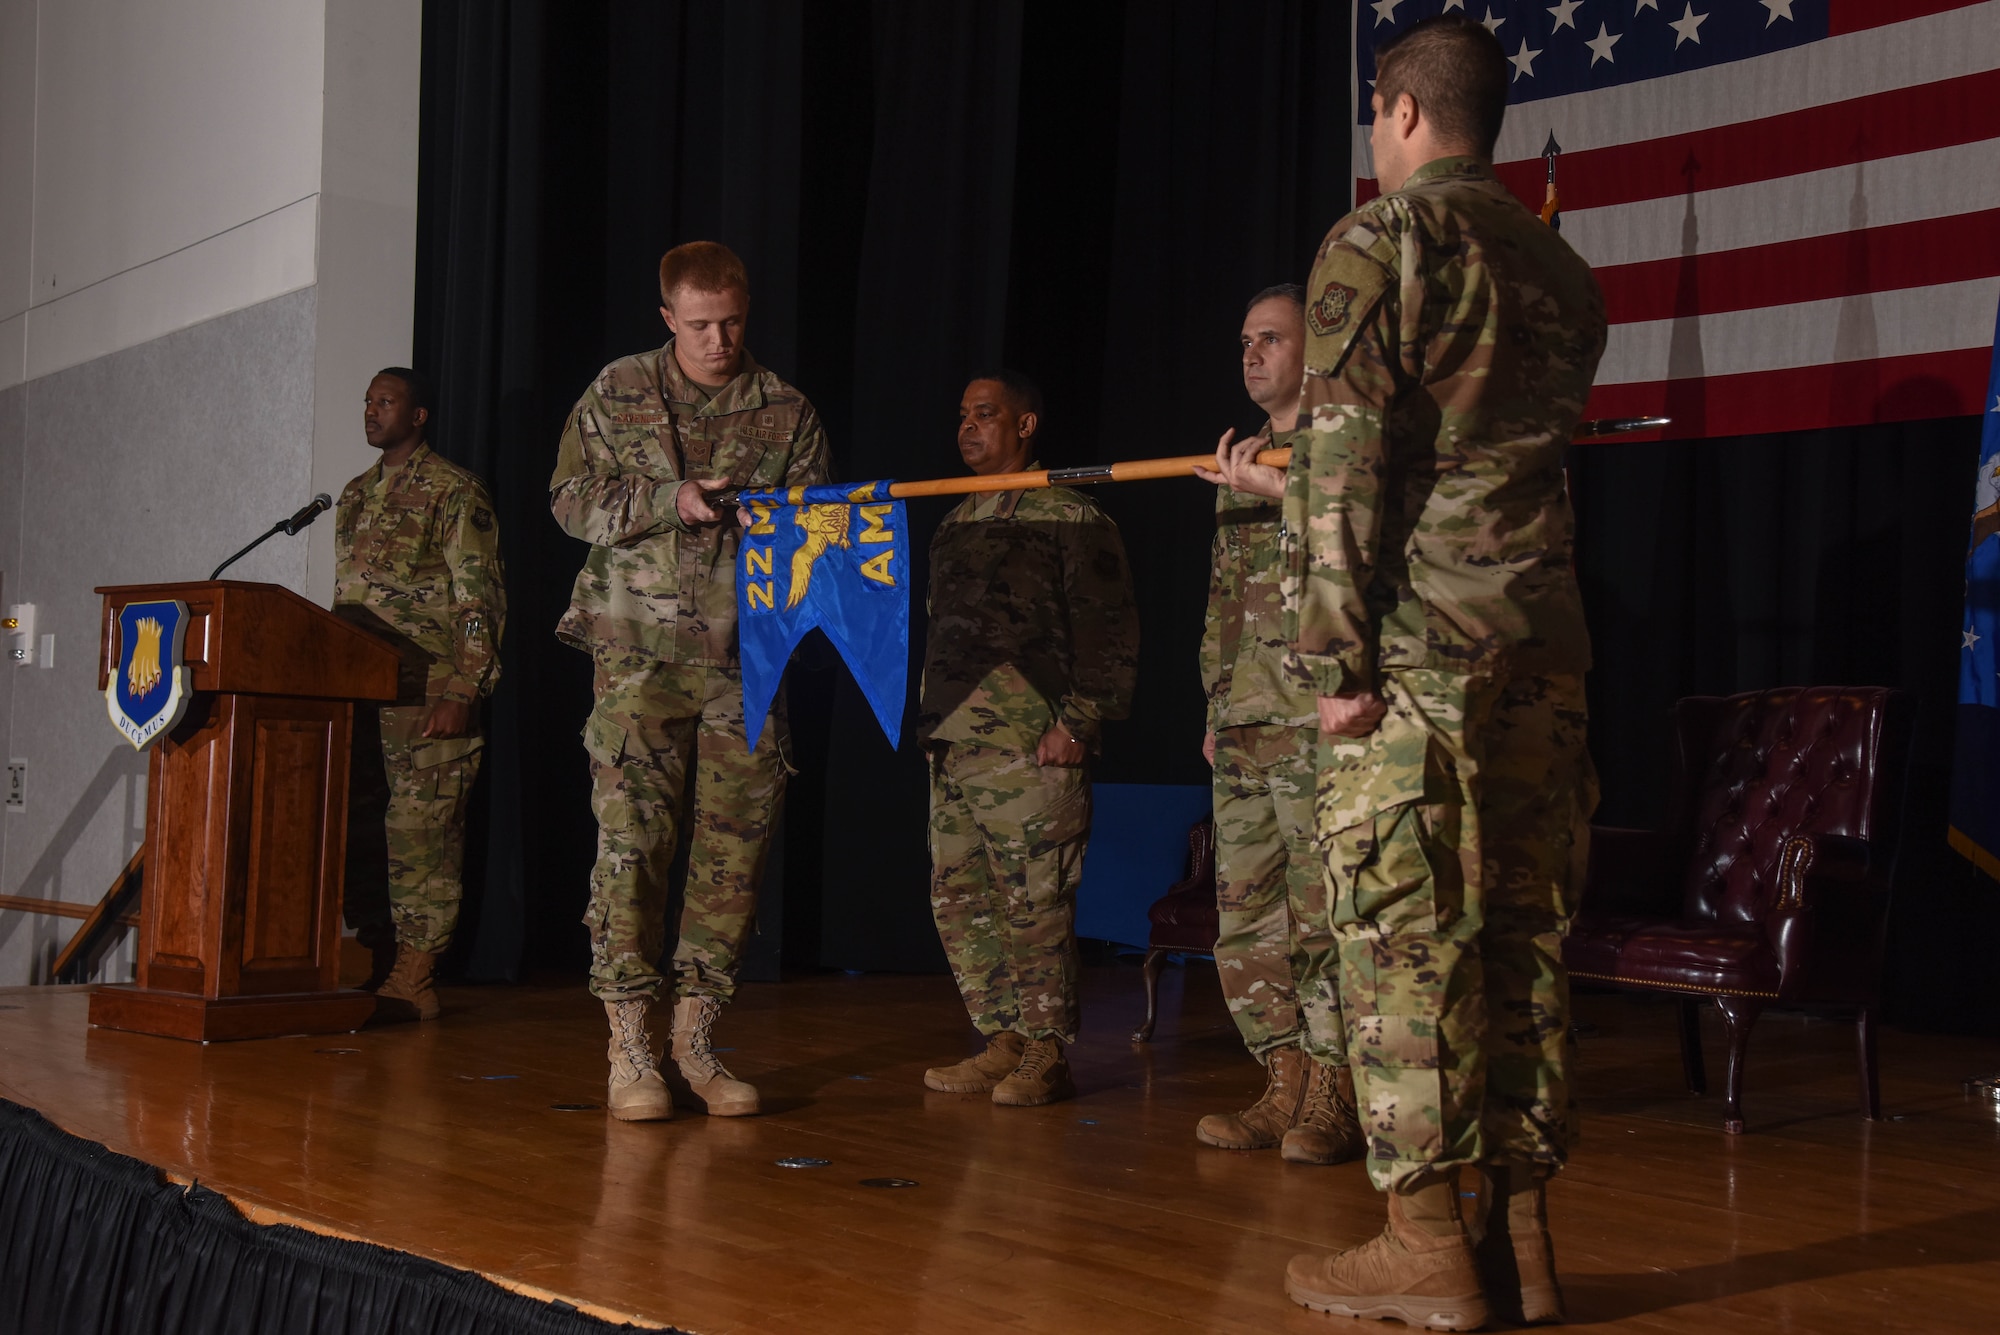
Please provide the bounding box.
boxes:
[0,289,316,984]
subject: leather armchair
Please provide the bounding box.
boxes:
[1563,686,1914,1132]
[1130,820,1217,1042]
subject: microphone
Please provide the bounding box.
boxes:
[210,494,338,580]
[282,493,334,535]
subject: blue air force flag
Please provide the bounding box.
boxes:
[737,481,910,751]
[1950,297,2000,877]
[107,599,192,750]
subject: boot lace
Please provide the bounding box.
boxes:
[612,999,658,1072]
[1299,1059,1346,1129]
[1014,1038,1059,1079]
[680,997,732,1081]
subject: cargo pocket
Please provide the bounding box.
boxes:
[1346,1010,1446,1160]
[582,712,629,768]
[1320,707,1464,927]
[1026,768,1091,856]
[411,734,483,769]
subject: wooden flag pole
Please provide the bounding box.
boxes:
[728,415,1667,506]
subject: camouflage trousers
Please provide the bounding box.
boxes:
[928,742,1090,1043]
[582,658,789,1003]
[370,703,478,955]
[1211,722,1345,1063]
[1320,671,1594,1193]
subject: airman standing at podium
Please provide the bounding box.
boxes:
[551,241,829,1123]
[333,366,506,1023]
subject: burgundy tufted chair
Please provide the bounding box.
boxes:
[1564,686,1914,1133]
[1130,820,1217,1042]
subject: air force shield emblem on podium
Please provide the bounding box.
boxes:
[107,600,192,749]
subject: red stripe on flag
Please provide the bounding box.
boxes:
[1357,68,2000,208]
[1828,0,1987,37]
[1594,209,2000,323]
[1582,347,1993,439]
[1487,68,2000,214]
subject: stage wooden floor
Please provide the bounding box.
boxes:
[3,963,1998,1333]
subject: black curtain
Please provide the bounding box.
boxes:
[413,1,1995,1030]
[0,1101,671,1335]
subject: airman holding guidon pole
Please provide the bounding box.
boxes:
[550,241,829,1123]
[1192,286,1365,1166]
[918,371,1138,1109]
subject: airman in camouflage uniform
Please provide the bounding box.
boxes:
[551,242,828,1122]
[919,372,1138,1107]
[334,367,504,1023]
[1190,287,1362,1165]
[1278,19,1607,1330]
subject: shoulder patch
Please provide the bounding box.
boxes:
[470,507,494,533]
[1307,280,1357,337]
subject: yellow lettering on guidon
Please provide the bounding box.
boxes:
[748,501,776,535]
[857,504,895,544]
[747,582,776,610]
[745,546,774,577]
[859,550,896,587]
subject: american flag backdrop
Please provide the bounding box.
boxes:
[1354,0,2000,440]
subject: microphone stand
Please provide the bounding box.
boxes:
[209,522,290,581]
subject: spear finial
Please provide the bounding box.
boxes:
[1540,131,1563,230]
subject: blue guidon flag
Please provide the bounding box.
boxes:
[107,599,193,750]
[736,481,910,751]
[1951,296,2000,878]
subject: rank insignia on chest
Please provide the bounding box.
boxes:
[106,600,192,749]
[736,481,910,752]
[1308,280,1357,336]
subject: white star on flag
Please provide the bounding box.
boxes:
[1585,22,1622,65]
[1669,3,1707,46]
[1442,0,1465,9]
[1637,0,1659,10]
[1547,0,1583,31]
[1372,0,1404,25]
[1967,628,1984,651]
[1482,7,1506,33]
[1761,0,1795,26]
[1509,38,1542,80]
[1990,394,1999,413]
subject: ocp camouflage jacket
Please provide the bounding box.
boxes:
[917,480,1139,754]
[1285,156,1606,695]
[550,342,829,666]
[333,442,505,706]
[1201,423,1317,732]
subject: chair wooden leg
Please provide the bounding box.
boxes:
[1132,947,1168,1043]
[1857,1007,1882,1121]
[1678,998,1708,1095]
[1713,995,1765,1135]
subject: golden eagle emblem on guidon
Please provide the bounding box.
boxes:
[786,504,853,610]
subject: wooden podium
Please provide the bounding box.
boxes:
[89,581,399,1041]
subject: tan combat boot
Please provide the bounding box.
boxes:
[371,945,442,1023]
[1196,1044,1308,1149]
[1285,1169,1491,1331]
[669,994,761,1117]
[1475,1160,1564,1326]
[604,997,673,1122]
[991,1035,1075,1107]
[1281,1055,1367,1165]
[924,1032,1026,1092]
